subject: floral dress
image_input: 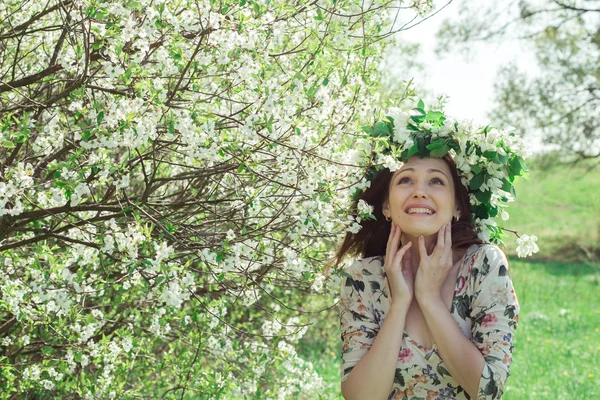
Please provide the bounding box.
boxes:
[339,244,519,400]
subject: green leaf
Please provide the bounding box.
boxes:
[475,190,492,205]
[495,152,509,164]
[416,135,426,153]
[2,140,15,148]
[82,130,93,141]
[471,164,482,174]
[322,77,329,86]
[315,8,324,21]
[426,111,443,122]
[483,150,497,160]
[417,99,425,110]
[469,172,485,190]
[373,121,390,137]
[97,111,104,125]
[508,156,524,176]
[426,139,446,150]
[407,144,419,158]
[429,144,450,158]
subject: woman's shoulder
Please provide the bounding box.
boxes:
[466,243,511,282]
[467,243,508,262]
[343,255,385,280]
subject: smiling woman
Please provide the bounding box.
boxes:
[333,103,529,400]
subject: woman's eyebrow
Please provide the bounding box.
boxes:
[396,167,450,180]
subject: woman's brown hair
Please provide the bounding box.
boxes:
[332,154,482,268]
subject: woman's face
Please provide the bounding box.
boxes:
[382,156,458,238]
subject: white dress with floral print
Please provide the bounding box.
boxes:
[339,244,519,400]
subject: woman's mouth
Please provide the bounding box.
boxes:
[406,207,435,216]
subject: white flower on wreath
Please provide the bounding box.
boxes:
[389,109,412,144]
[515,234,539,258]
[420,121,433,131]
[439,118,455,137]
[377,153,403,172]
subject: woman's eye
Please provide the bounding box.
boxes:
[398,177,411,184]
[431,178,444,185]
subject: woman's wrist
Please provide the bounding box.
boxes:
[415,292,444,311]
[389,300,411,315]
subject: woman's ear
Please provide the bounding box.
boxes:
[453,209,461,221]
[382,201,390,219]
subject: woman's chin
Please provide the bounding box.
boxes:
[398,223,441,238]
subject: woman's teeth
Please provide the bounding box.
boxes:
[407,208,434,215]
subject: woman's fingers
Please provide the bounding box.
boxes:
[386,224,396,265]
[418,234,427,259]
[386,224,402,270]
[394,241,412,266]
[427,242,436,255]
[433,224,445,256]
[443,222,453,264]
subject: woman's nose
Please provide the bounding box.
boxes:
[412,183,428,198]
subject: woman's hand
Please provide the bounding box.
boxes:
[414,222,454,305]
[384,223,414,309]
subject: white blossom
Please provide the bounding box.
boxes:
[516,234,539,258]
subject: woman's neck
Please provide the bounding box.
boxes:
[401,232,464,274]
[401,233,437,274]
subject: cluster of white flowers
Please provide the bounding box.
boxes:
[0,162,34,217]
[515,234,540,258]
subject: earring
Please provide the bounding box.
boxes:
[453,214,460,222]
[385,216,391,222]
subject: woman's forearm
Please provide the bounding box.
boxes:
[341,303,409,400]
[419,297,484,399]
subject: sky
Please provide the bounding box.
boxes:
[389,1,549,152]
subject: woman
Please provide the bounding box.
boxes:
[335,106,528,400]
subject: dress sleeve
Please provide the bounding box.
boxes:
[469,245,520,400]
[339,258,380,383]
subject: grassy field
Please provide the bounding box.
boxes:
[501,154,600,261]
[298,155,600,399]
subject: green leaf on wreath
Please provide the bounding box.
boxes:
[373,121,390,137]
[469,172,485,190]
[429,144,450,158]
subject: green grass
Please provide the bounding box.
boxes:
[504,260,599,399]
[298,155,600,399]
[500,156,600,260]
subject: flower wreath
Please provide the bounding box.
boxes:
[351,100,539,258]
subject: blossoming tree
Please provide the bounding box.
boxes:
[0,0,435,397]
[437,0,600,160]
